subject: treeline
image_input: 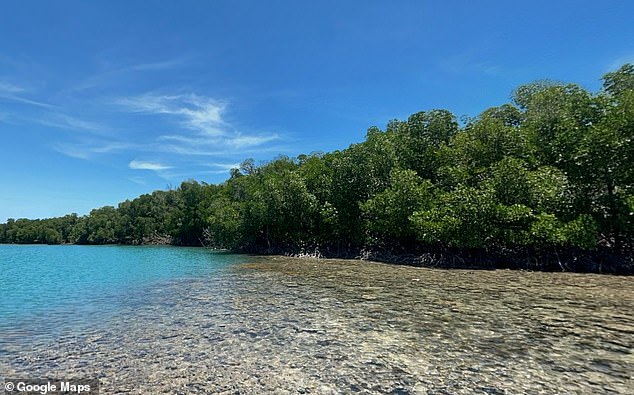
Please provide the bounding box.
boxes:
[1,65,633,270]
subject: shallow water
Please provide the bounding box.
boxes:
[1,247,633,394]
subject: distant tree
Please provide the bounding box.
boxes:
[361,168,433,246]
[1,65,632,262]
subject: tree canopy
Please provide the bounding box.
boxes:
[2,66,632,269]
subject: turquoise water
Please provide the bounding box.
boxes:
[0,244,244,330]
[2,245,632,393]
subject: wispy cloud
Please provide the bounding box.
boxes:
[0,80,55,108]
[92,142,134,153]
[118,93,226,135]
[117,92,281,157]
[4,58,283,183]
[54,141,133,159]
[157,132,280,151]
[53,144,92,160]
[0,80,108,137]
[194,162,242,175]
[128,176,147,185]
[36,114,103,133]
[208,162,241,170]
[129,160,172,171]
[0,81,25,94]
[227,134,279,148]
[66,56,192,94]
[2,55,281,184]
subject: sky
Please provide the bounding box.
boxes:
[1,0,633,222]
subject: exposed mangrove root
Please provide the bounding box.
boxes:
[240,244,634,275]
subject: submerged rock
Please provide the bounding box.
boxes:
[2,257,633,394]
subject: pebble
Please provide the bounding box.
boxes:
[2,257,633,394]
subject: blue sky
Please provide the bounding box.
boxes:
[1,0,633,221]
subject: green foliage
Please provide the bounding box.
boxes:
[528,213,566,246]
[602,63,634,98]
[361,168,433,244]
[411,186,498,249]
[202,194,242,249]
[244,165,319,248]
[438,111,530,188]
[82,206,119,244]
[562,215,598,249]
[392,110,458,181]
[176,180,206,245]
[329,129,399,246]
[512,80,559,110]
[1,66,631,258]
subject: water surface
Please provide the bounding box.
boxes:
[1,246,632,394]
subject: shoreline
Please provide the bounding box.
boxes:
[239,245,634,275]
[2,241,632,274]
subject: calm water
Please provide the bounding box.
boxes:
[0,245,243,327]
[1,245,632,394]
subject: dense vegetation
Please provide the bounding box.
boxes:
[2,66,633,271]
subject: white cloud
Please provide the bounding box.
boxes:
[0,80,106,134]
[208,162,241,170]
[156,144,225,156]
[0,92,54,108]
[128,176,147,185]
[0,80,57,109]
[158,134,211,144]
[53,144,91,160]
[227,134,279,148]
[36,114,103,133]
[118,92,281,157]
[54,141,133,160]
[3,59,285,182]
[129,160,172,171]
[118,93,226,135]
[64,56,192,94]
[0,81,25,94]
[92,142,134,153]
[153,133,280,156]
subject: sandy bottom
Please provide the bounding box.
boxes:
[2,257,633,394]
